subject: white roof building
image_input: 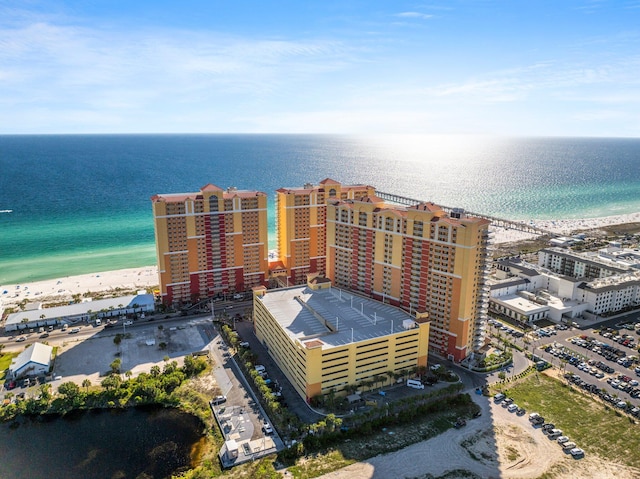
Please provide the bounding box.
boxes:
[4,293,155,332]
[9,342,53,379]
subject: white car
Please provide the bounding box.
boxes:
[262,423,273,434]
[124,320,133,326]
[507,404,518,413]
[570,447,585,457]
[557,436,570,444]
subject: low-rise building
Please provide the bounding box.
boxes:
[4,293,154,332]
[252,276,430,402]
[8,342,53,379]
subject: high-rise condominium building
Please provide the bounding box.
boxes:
[325,195,491,361]
[275,178,376,285]
[151,184,268,306]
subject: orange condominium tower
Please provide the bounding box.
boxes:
[275,179,376,285]
[151,184,268,306]
[325,195,492,362]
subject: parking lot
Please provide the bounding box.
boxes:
[488,313,640,415]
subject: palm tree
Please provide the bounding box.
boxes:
[385,370,395,386]
[82,378,91,393]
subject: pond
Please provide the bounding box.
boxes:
[0,407,206,479]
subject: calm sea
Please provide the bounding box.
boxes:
[1,134,640,285]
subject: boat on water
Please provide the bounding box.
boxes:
[0,209,13,213]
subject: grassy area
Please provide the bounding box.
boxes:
[287,450,355,479]
[499,372,640,469]
[0,353,18,382]
[280,396,479,479]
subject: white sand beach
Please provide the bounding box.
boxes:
[491,211,640,244]
[0,266,158,310]
[1,212,639,311]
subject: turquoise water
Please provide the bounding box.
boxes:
[2,134,640,285]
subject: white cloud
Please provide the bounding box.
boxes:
[394,12,434,19]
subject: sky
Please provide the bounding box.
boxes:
[1,0,639,136]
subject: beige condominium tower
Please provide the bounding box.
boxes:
[325,195,492,362]
[151,184,268,306]
[274,178,376,286]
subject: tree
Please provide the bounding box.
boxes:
[385,370,395,386]
[125,370,133,381]
[39,384,52,403]
[82,379,91,393]
[110,358,122,374]
[113,334,122,347]
[58,381,80,400]
[101,374,122,391]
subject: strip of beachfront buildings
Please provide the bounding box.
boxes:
[151,179,492,398]
[490,245,640,325]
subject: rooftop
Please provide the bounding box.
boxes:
[5,294,154,326]
[491,294,550,314]
[10,342,53,374]
[258,285,418,349]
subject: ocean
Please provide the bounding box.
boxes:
[2,134,640,285]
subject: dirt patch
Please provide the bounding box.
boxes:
[315,392,640,479]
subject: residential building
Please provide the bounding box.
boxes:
[489,255,640,323]
[152,184,268,306]
[252,277,430,401]
[538,247,628,280]
[325,196,492,362]
[274,179,375,285]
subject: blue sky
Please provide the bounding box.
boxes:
[1,0,639,135]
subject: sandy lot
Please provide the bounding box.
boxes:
[316,393,640,479]
[52,318,210,386]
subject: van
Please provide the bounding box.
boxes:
[494,393,506,402]
[406,379,425,389]
[95,319,101,326]
[61,324,68,331]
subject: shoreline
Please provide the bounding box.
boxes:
[491,211,640,244]
[2,211,639,311]
[0,266,159,310]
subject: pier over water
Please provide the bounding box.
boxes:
[375,190,556,237]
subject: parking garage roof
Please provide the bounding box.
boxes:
[258,285,418,349]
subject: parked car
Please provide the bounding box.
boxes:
[262,423,273,434]
[211,395,227,405]
[570,447,585,458]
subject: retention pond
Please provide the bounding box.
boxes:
[0,406,205,479]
